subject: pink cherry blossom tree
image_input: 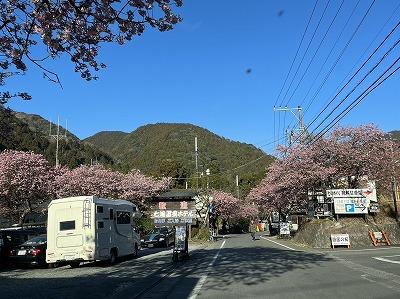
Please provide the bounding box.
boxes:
[1,0,183,103]
[119,169,171,207]
[55,165,171,208]
[55,164,125,198]
[0,150,55,224]
[248,124,398,214]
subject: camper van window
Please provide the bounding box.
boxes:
[97,221,104,229]
[116,211,131,224]
[60,220,75,231]
[109,209,114,220]
[97,206,104,213]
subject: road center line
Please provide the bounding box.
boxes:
[373,257,400,264]
[260,236,296,251]
[188,240,226,299]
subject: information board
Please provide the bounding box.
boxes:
[333,198,369,214]
[279,222,290,235]
[331,234,350,247]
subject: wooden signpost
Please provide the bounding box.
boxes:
[369,231,391,246]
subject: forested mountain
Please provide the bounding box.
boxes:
[85,123,275,194]
[1,106,275,195]
[0,107,114,168]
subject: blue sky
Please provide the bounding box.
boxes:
[6,0,400,154]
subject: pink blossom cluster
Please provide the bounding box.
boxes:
[211,190,259,221]
[247,124,399,213]
[0,0,183,103]
[0,150,171,222]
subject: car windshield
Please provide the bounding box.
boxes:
[22,236,46,245]
[152,228,167,234]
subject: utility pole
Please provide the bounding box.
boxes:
[50,117,67,167]
[195,137,199,190]
[274,106,304,145]
[236,174,240,199]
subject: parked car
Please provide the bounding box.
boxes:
[10,235,47,267]
[0,227,45,267]
[141,227,175,248]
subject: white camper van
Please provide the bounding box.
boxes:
[46,196,141,268]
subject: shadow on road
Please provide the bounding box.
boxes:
[0,236,333,298]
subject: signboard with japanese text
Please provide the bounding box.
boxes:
[279,222,290,235]
[369,202,379,213]
[326,188,377,202]
[150,200,196,227]
[333,198,368,214]
[175,226,188,251]
[331,234,350,247]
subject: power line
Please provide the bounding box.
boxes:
[285,0,363,135]
[303,0,376,115]
[168,136,287,181]
[285,0,345,107]
[309,56,400,145]
[305,24,400,133]
[330,2,400,98]
[274,0,320,107]
[280,0,331,107]
[285,35,400,151]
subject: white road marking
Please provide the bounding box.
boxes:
[377,255,400,258]
[373,256,400,264]
[188,240,226,299]
[260,236,296,251]
[326,247,400,253]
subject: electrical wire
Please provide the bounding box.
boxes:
[307,30,400,134]
[280,0,332,107]
[303,0,376,114]
[274,0,320,107]
[285,0,345,107]
[309,56,400,145]
[284,0,363,139]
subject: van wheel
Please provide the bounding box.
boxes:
[69,262,80,268]
[133,244,138,258]
[109,249,117,265]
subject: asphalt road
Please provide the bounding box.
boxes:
[1,235,400,299]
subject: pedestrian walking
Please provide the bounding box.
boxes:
[249,220,256,241]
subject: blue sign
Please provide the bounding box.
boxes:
[345,204,355,213]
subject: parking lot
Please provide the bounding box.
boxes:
[0,245,194,299]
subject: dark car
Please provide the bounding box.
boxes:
[10,235,47,267]
[141,227,175,248]
[0,228,45,267]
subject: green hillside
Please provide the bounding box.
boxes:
[84,131,129,157]
[0,107,114,168]
[85,123,275,194]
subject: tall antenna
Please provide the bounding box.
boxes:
[49,116,67,167]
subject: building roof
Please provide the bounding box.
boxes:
[153,189,198,201]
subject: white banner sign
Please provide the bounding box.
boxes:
[334,198,369,214]
[327,188,377,202]
[279,222,290,235]
[151,210,196,219]
[331,234,350,246]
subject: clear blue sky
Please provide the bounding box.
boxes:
[6,0,400,154]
